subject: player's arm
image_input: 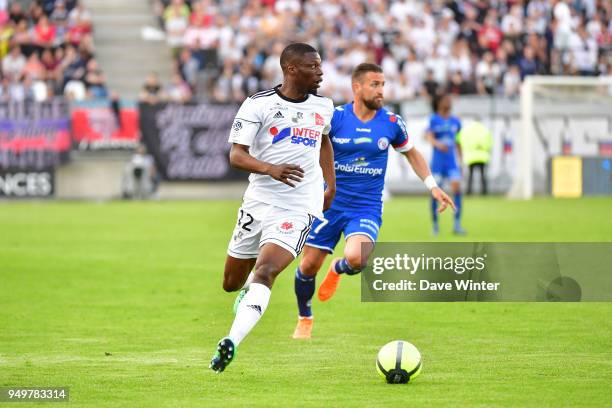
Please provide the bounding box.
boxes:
[319,133,336,211]
[229,144,304,188]
[425,130,448,152]
[403,147,456,213]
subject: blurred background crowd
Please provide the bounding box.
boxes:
[0,0,108,102]
[1,0,610,104]
[151,0,611,103]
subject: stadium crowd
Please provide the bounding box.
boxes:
[0,0,107,102]
[153,0,611,103]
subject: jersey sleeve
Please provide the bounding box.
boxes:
[392,114,414,153]
[426,115,435,133]
[327,107,341,137]
[228,97,262,146]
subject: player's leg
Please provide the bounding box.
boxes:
[223,256,256,314]
[480,163,488,195]
[449,168,466,235]
[318,213,379,301]
[431,172,444,235]
[211,206,313,372]
[467,163,475,195]
[293,210,344,338]
[210,200,262,373]
[226,242,296,348]
[222,256,256,292]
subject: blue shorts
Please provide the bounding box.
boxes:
[431,162,461,182]
[305,207,382,254]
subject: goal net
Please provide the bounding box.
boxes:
[508,75,612,199]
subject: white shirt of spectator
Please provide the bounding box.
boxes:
[569,33,598,72]
[2,53,26,80]
[554,1,572,34]
[228,89,334,218]
[184,25,219,49]
[275,0,301,14]
[165,15,188,48]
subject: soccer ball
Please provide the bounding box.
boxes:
[376,340,422,384]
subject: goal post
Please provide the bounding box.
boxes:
[508,75,612,199]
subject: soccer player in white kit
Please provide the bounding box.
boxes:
[210,43,336,373]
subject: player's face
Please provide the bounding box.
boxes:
[357,72,385,111]
[294,52,323,93]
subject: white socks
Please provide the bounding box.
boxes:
[242,272,254,290]
[229,283,271,346]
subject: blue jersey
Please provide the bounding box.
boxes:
[428,113,461,169]
[329,103,412,212]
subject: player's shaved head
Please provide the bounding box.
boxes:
[351,63,383,84]
[280,43,318,73]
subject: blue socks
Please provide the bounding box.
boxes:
[334,258,360,275]
[294,268,315,317]
[432,192,463,232]
[454,193,462,227]
[431,197,439,226]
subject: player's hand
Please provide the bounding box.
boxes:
[266,163,304,188]
[431,187,456,213]
[436,142,449,153]
[323,187,336,212]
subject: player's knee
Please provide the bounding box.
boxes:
[253,263,280,288]
[345,252,367,272]
[222,277,242,292]
[299,258,320,277]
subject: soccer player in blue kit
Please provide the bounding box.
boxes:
[292,63,456,339]
[425,93,466,236]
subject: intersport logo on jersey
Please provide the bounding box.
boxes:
[269,127,320,147]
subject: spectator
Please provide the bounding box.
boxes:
[123,144,157,200]
[447,71,476,95]
[478,12,503,53]
[518,45,540,78]
[570,25,598,75]
[476,51,501,95]
[149,0,611,102]
[84,58,108,98]
[179,47,199,87]
[423,69,439,98]
[2,45,26,80]
[33,15,56,47]
[164,0,189,55]
[166,72,191,102]
[23,51,45,80]
[503,65,521,97]
[139,72,166,104]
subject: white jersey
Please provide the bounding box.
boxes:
[229,86,334,218]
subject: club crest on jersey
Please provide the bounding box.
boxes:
[378,137,389,150]
[314,112,324,126]
[291,112,303,124]
[269,126,320,147]
[277,221,295,234]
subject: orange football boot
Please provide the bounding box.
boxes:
[317,258,342,301]
[292,317,313,339]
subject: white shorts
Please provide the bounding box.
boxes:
[227,199,315,259]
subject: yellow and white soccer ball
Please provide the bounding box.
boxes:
[376,340,422,384]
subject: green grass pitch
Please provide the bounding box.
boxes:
[1,197,611,407]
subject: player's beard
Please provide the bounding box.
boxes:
[363,97,383,111]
